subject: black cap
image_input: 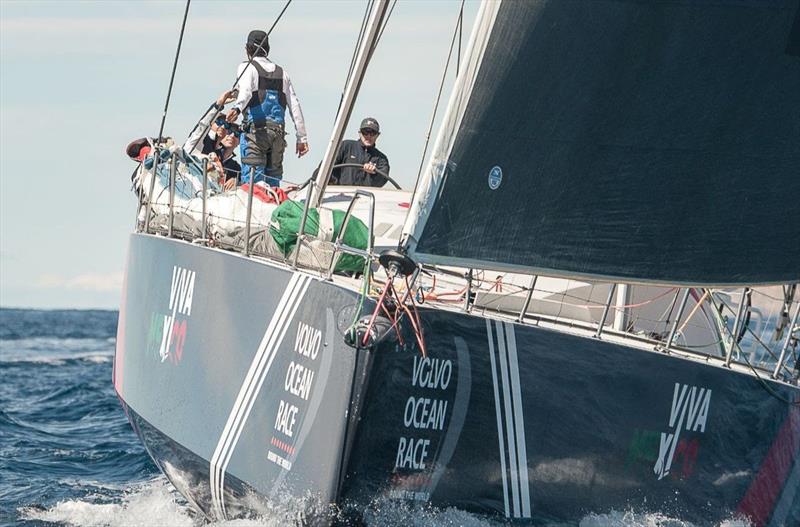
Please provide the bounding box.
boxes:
[246,30,269,55]
[359,117,380,133]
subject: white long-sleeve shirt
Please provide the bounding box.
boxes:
[183,104,219,155]
[233,56,308,144]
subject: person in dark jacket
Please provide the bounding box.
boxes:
[324,117,390,187]
[209,127,242,190]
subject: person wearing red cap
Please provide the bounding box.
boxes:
[226,30,309,187]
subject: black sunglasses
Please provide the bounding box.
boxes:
[360,129,379,136]
[215,118,239,133]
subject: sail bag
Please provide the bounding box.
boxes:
[270,200,369,273]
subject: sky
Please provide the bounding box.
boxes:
[0,0,479,309]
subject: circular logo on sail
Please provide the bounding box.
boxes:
[488,166,502,190]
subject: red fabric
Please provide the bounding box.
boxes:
[240,184,289,204]
[135,146,151,162]
[736,407,800,526]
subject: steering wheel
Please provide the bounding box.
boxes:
[330,163,402,190]
[292,163,403,195]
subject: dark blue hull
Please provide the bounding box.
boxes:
[115,234,800,525]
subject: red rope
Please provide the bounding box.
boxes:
[359,273,427,357]
[361,276,393,347]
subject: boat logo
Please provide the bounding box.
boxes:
[653,382,711,480]
[148,265,196,365]
[268,319,324,472]
[488,166,503,190]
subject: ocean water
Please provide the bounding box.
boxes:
[0,308,753,527]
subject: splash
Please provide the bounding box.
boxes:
[17,481,758,527]
[579,509,753,527]
[18,478,194,527]
[359,498,501,527]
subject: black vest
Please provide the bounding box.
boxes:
[245,60,287,126]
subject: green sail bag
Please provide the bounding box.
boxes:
[269,200,369,273]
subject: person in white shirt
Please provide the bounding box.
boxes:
[181,90,240,188]
[226,30,309,187]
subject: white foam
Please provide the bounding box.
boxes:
[579,510,753,527]
[56,478,129,492]
[17,477,756,527]
[361,499,499,527]
[0,345,114,365]
[0,337,114,353]
[83,353,113,364]
[19,478,194,527]
[18,476,325,527]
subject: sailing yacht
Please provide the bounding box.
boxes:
[115,1,800,525]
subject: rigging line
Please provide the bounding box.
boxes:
[569,287,677,310]
[186,0,293,157]
[323,0,393,184]
[690,287,720,335]
[358,0,397,91]
[456,2,462,76]
[752,287,795,303]
[413,0,466,185]
[228,0,293,93]
[652,301,795,399]
[374,0,398,47]
[344,0,374,106]
[676,289,709,334]
[680,338,725,349]
[662,288,681,331]
[712,292,792,374]
[346,258,373,337]
[737,341,800,406]
[156,0,191,145]
[354,0,396,93]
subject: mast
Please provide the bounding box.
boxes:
[309,0,391,207]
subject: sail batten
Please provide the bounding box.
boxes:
[405,0,800,286]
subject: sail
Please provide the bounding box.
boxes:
[405,0,800,286]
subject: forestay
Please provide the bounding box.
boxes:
[404,0,800,286]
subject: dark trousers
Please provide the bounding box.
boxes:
[239,122,286,186]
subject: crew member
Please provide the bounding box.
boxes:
[226,30,309,187]
[182,89,241,188]
[324,117,390,187]
[209,126,242,190]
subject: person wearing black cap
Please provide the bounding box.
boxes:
[226,29,309,187]
[318,117,390,187]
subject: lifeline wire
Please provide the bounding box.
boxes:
[156,0,191,145]
[739,342,800,406]
[713,292,790,368]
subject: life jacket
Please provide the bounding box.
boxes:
[245,60,287,127]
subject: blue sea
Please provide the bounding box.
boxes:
[0,308,755,527]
